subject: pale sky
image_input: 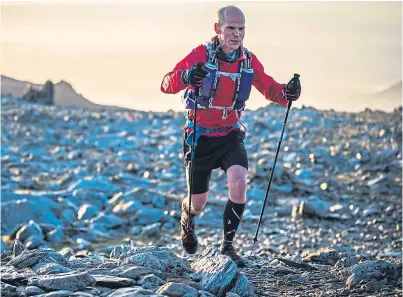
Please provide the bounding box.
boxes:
[1,1,402,112]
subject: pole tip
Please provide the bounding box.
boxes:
[252,237,258,244]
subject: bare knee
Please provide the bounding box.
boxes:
[227,165,248,204]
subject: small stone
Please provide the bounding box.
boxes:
[138,274,164,290]
[140,223,160,237]
[25,285,46,296]
[77,204,99,220]
[16,221,43,243]
[92,275,136,288]
[12,240,26,257]
[59,247,74,259]
[46,227,64,245]
[156,282,198,297]
[133,207,165,225]
[130,226,142,235]
[118,266,155,280]
[340,288,350,295]
[110,245,124,259]
[25,235,46,249]
[76,238,91,250]
[199,291,216,297]
[363,279,382,293]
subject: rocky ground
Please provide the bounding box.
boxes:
[1,96,402,296]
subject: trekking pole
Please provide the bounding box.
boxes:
[253,74,301,244]
[187,62,203,232]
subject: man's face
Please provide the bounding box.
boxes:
[215,13,245,53]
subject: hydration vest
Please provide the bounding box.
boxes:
[182,42,254,119]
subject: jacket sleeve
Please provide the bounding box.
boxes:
[160,45,206,94]
[250,52,288,106]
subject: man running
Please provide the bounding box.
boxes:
[160,5,301,267]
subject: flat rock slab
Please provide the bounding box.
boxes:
[117,266,156,280]
[69,292,95,297]
[7,249,49,269]
[344,260,401,288]
[1,266,36,285]
[25,285,46,296]
[33,262,72,275]
[302,247,343,266]
[8,249,70,269]
[92,274,137,288]
[108,287,165,297]
[27,271,96,291]
[34,290,73,297]
[120,246,190,275]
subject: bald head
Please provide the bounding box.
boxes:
[217,5,245,28]
[214,5,246,54]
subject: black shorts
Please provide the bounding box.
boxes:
[183,129,248,194]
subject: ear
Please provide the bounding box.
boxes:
[214,23,221,35]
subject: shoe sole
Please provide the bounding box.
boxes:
[182,240,198,254]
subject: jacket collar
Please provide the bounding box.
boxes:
[210,35,246,63]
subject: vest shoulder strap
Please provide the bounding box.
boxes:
[204,42,215,63]
[242,47,251,69]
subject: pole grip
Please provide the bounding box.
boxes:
[194,62,204,98]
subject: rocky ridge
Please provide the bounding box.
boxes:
[1,96,402,296]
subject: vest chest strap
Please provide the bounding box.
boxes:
[185,117,240,147]
[216,71,240,81]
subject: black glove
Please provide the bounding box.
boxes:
[282,74,301,101]
[181,62,209,88]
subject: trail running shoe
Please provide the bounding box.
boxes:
[220,244,247,268]
[180,202,198,254]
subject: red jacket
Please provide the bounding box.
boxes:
[161,37,288,133]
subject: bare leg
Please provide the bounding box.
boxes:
[220,165,248,267]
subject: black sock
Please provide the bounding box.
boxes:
[222,200,245,247]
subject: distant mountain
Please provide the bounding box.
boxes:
[0,75,132,111]
[343,81,402,113]
[1,75,42,98]
[371,81,402,103]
